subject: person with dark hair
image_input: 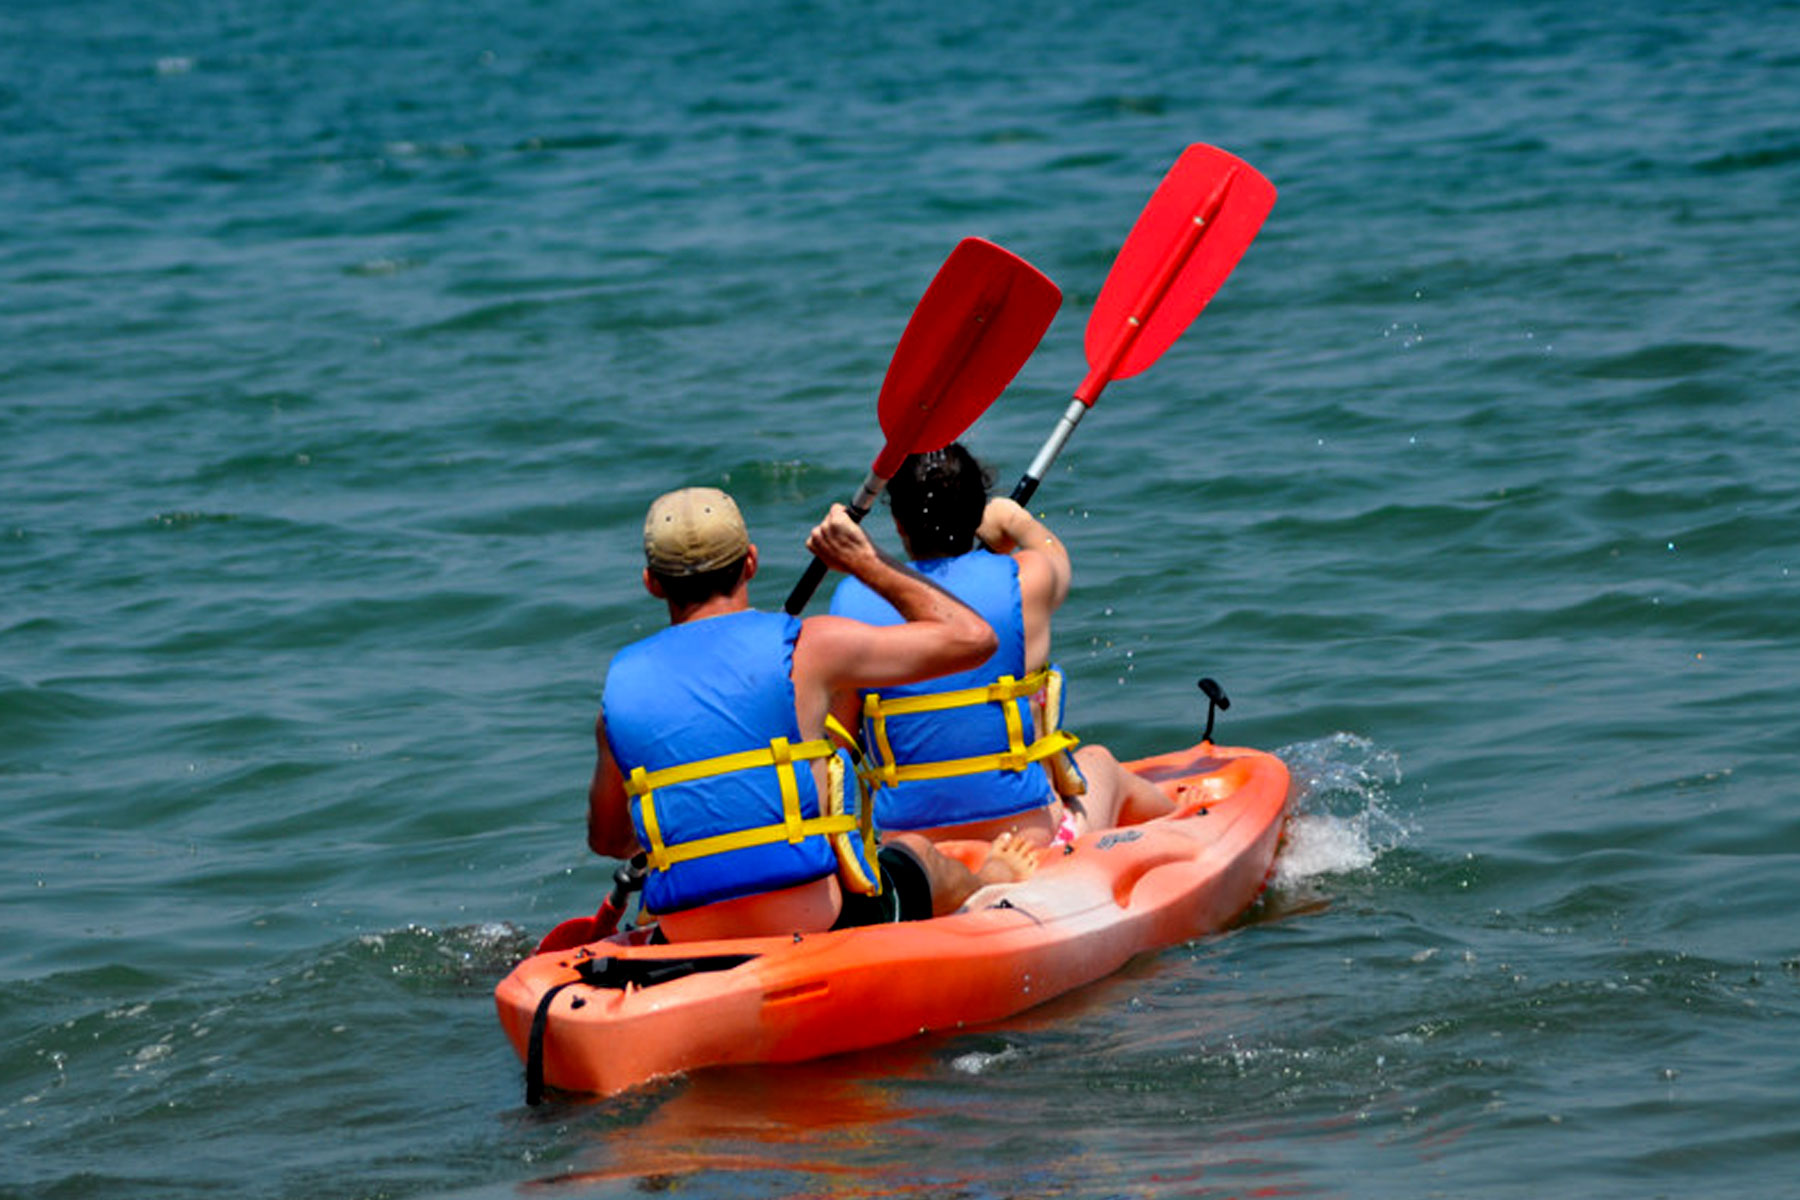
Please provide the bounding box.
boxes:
[586,486,1038,943]
[830,444,1175,846]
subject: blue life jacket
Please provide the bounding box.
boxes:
[601,609,877,915]
[829,551,1075,831]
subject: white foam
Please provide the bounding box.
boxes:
[1270,733,1415,887]
[950,1045,1024,1076]
[1274,812,1379,886]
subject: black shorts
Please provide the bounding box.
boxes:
[832,842,934,929]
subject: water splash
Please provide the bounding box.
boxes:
[950,1043,1028,1077]
[349,921,535,984]
[1271,733,1415,889]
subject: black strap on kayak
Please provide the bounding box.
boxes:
[525,979,582,1107]
[524,953,758,1104]
[576,952,754,990]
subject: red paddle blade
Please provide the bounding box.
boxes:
[532,895,628,955]
[1080,144,1276,400]
[872,237,1062,477]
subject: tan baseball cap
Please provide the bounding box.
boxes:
[642,487,750,576]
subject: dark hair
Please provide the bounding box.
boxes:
[887,442,992,559]
[651,555,749,607]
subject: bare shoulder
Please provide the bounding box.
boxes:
[1013,545,1069,610]
[792,613,869,677]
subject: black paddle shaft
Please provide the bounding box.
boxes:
[784,494,875,615]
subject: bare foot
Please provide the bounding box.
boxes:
[977,830,1039,886]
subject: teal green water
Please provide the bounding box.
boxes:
[5,1,1799,1196]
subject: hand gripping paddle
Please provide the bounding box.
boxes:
[1011,144,1277,505]
[785,237,1062,614]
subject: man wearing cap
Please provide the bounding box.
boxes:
[587,487,1037,942]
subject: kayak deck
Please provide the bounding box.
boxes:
[495,740,1290,1099]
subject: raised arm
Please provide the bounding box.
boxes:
[792,505,995,714]
[977,496,1072,608]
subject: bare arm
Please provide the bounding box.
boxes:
[977,497,1070,670]
[977,497,1072,608]
[586,710,641,859]
[793,505,996,717]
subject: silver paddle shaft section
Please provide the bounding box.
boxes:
[846,471,885,520]
[1011,398,1091,505]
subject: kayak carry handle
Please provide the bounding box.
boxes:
[1198,677,1231,744]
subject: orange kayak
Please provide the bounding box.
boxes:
[495,739,1290,1100]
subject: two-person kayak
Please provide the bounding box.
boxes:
[496,735,1290,1101]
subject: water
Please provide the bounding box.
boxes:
[5,0,1798,1195]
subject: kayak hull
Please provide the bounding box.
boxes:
[495,740,1289,1098]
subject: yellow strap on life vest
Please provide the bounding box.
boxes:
[1038,664,1087,799]
[861,667,1081,787]
[628,734,851,873]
